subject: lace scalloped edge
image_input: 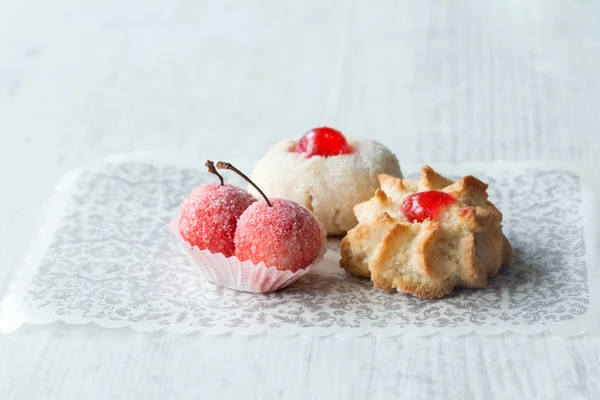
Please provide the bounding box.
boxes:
[1,152,599,338]
[0,166,84,321]
[0,152,152,307]
[0,311,595,337]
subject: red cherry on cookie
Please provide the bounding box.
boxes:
[178,162,257,257]
[402,191,456,223]
[294,127,353,158]
[234,199,322,272]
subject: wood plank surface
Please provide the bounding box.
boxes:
[1,0,599,398]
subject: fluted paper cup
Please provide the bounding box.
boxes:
[168,219,327,293]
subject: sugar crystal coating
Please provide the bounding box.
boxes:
[234,198,323,272]
[179,183,257,257]
[249,138,402,235]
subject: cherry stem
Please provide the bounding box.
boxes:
[216,161,272,207]
[205,160,224,185]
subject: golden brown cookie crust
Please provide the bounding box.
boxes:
[340,166,512,299]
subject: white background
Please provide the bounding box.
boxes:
[1,0,599,399]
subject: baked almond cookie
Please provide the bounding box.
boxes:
[340,166,512,299]
[249,127,402,236]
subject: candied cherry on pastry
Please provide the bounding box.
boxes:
[340,166,513,299]
[178,160,257,257]
[401,191,456,223]
[216,162,323,272]
[249,133,402,236]
[294,127,353,158]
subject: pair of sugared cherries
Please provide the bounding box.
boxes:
[179,161,322,272]
[179,128,455,270]
[179,126,352,272]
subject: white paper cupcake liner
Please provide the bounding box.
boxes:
[168,219,327,293]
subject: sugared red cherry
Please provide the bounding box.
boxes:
[402,191,456,223]
[217,161,323,272]
[234,199,322,272]
[178,162,256,257]
[294,127,353,158]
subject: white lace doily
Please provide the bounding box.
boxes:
[1,153,599,336]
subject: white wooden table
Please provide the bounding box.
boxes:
[1,0,599,398]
